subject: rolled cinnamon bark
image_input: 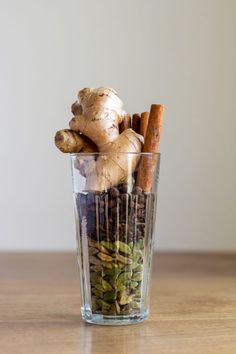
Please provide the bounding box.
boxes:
[132,113,140,133]
[119,113,131,133]
[54,129,97,153]
[140,112,149,138]
[136,104,164,192]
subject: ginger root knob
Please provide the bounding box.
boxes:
[54,129,97,153]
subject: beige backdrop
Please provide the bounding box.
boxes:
[0,0,235,250]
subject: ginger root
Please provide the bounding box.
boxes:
[54,129,97,153]
[83,129,144,191]
[69,87,126,150]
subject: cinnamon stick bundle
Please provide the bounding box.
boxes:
[137,104,164,192]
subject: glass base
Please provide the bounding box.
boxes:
[81,307,149,326]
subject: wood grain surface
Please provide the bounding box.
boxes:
[0,252,236,354]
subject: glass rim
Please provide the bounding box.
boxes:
[70,152,161,157]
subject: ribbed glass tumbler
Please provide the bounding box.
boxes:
[71,152,160,325]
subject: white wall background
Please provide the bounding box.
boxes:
[0,0,235,251]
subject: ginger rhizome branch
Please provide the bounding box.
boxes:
[69,87,127,151]
[54,129,97,153]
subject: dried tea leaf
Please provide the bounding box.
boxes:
[97,252,113,262]
[115,241,132,255]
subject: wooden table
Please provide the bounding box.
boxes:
[0,252,236,354]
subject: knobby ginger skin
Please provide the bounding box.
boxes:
[69,87,127,150]
[54,129,97,153]
[84,129,144,191]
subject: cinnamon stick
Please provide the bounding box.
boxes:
[140,112,149,138]
[136,104,164,192]
[119,113,131,133]
[132,113,140,133]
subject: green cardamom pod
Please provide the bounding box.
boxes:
[91,288,103,298]
[90,272,103,285]
[102,279,113,291]
[89,255,101,265]
[123,264,133,272]
[94,283,103,292]
[119,290,133,305]
[115,241,132,255]
[131,261,139,270]
[103,290,117,302]
[116,254,132,264]
[131,281,139,288]
[89,247,99,256]
[115,300,121,314]
[97,252,113,262]
[132,272,143,281]
[88,239,98,248]
[90,264,102,272]
[116,271,132,289]
[101,241,116,251]
[133,250,143,262]
[128,242,134,250]
[102,261,113,269]
[97,244,110,254]
[96,299,111,311]
[133,264,143,272]
[131,301,141,309]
